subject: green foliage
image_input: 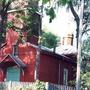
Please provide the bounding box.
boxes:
[6,81,46,90]
[21,6,40,37]
[68,80,75,86]
[0,0,12,45]
[34,80,46,90]
[82,37,90,53]
[6,21,14,29]
[58,0,70,6]
[81,36,90,88]
[42,0,50,4]
[81,72,90,88]
[45,7,56,23]
[0,0,11,4]
[41,32,60,48]
[28,6,39,14]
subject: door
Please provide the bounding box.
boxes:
[6,67,20,81]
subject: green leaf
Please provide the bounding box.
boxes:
[58,0,69,6]
[45,7,56,23]
[6,21,14,29]
[42,0,49,4]
[42,32,60,48]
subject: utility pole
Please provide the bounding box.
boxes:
[76,0,84,90]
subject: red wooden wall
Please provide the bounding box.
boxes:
[0,29,37,82]
[18,43,37,82]
[59,59,76,85]
[0,43,37,82]
[39,54,59,84]
[39,51,76,85]
[0,29,76,84]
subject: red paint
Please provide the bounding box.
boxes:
[6,29,19,46]
[39,54,59,84]
[0,43,37,82]
[39,51,76,85]
[0,29,37,82]
[0,29,76,84]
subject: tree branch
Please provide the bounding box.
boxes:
[5,1,11,12]
[0,0,11,46]
[82,29,90,35]
[69,1,80,48]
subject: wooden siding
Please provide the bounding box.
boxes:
[39,54,59,84]
[39,52,76,85]
[0,29,76,84]
[0,43,37,82]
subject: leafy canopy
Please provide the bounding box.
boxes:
[41,32,60,48]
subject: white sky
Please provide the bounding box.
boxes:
[42,7,76,37]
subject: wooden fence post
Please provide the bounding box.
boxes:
[8,81,11,90]
[45,82,49,90]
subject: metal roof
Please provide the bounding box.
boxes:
[55,45,77,55]
[41,45,77,55]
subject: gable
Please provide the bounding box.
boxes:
[0,54,26,68]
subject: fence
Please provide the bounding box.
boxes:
[0,82,89,90]
[46,83,90,90]
[0,82,76,90]
[46,83,76,90]
[0,82,34,90]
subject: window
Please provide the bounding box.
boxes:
[63,68,68,85]
[13,44,18,56]
[6,67,20,81]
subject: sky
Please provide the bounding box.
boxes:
[42,7,76,37]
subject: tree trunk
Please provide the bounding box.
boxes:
[69,0,84,90]
[76,0,84,90]
[69,1,80,49]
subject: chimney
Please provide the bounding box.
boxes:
[12,43,18,56]
[62,34,73,45]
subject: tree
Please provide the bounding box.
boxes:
[0,0,11,46]
[41,2,84,89]
[41,0,90,90]
[81,36,90,88]
[0,1,89,89]
[43,0,90,88]
[0,0,39,46]
[42,0,90,47]
[41,32,60,48]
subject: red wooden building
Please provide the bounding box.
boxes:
[40,49,76,85]
[0,29,76,85]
